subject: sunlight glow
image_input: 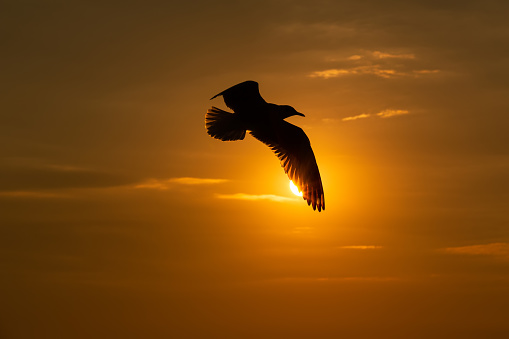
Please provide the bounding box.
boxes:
[289,180,303,196]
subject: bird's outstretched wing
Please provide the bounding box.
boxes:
[210,81,267,112]
[249,121,325,211]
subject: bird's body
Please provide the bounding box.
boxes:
[206,81,325,212]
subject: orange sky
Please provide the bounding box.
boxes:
[1,1,509,338]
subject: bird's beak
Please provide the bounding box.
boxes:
[296,112,305,117]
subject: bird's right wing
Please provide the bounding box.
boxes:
[249,121,325,211]
[210,81,267,112]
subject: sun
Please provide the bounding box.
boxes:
[289,180,303,197]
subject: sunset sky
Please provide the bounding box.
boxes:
[1,1,509,338]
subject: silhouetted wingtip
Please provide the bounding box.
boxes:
[302,189,325,212]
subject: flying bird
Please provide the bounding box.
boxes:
[205,81,324,212]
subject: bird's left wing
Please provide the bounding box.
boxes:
[210,81,267,112]
[249,121,325,211]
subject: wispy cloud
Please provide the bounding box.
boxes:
[310,50,439,79]
[339,245,383,250]
[135,177,228,190]
[376,109,409,118]
[258,276,401,284]
[413,69,440,75]
[347,54,362,60]
[340,109,410,122]
[341,113,372,121]
[443,243,509,258]
[309,68,351,79]
[169,177,228,185]
[310,66,439,79]
[134,180,171,190]
[216,193,298,202]
[372,51,415,59]
[310,65,400,79]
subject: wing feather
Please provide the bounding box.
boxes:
[249,121,325,211]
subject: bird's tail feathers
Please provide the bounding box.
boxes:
[205,107,246,141]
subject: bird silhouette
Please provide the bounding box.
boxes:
[205,81,324,212]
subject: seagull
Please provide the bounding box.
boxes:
[205,81,324,212]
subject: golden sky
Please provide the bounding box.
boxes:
[1,1,509,338]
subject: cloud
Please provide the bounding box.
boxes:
[413,69,440,75]
[216,193,298,202]
[309,50,440,79]
[443,243,509,258]
[341,109,410,122]
[339,245,383,250]
[134,180,171,190]
[372,51,415,59]
[259,276,400,284]
[168,177,229,185]
[310,66,439,79]
[309,65,399,79]
[342,113,372,121]
[135,177,228,190]
[309,68,352,79]
[347,54,362,60]
[376,109,409,118]
[321,118,341,123]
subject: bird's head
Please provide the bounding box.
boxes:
[278,105,305,119]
